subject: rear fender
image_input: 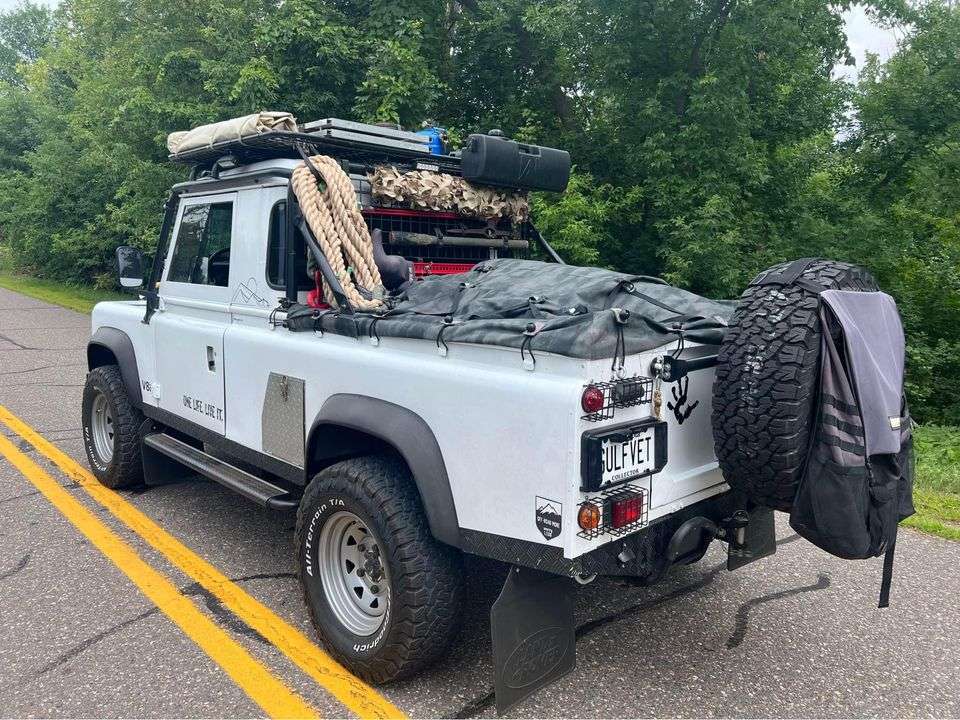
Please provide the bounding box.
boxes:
[307,394,460,547]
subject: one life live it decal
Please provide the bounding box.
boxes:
[182,394,224,422]
[535,497,562,540]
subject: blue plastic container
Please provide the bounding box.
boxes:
[416,126,447,155]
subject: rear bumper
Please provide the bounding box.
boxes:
[460,490,736,580]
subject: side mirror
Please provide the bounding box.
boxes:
[116,246,145,290]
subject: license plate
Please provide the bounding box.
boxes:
[601,428,657,486]
[581,420,667,491]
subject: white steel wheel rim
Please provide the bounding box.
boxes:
[90,392,115,464]
[318,510,390,636]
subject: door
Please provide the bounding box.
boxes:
[153,195,236,434]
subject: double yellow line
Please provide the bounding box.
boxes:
[0,405,404,720]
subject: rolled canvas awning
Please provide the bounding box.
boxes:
[166,112,298,155]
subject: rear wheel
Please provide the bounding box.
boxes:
[296,455,463,683]
[81,365,144,488]
[317,509,392,636]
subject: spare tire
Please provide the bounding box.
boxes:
[712,259,879,511]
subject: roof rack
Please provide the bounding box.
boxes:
[169,127,462,175]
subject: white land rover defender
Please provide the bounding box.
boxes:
[83,114,905,713]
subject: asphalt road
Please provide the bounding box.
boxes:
[0,286,957,719]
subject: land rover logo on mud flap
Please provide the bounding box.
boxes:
[502,626,569,689]
[535,497,562,540]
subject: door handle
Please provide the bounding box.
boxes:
[206,345,216,372]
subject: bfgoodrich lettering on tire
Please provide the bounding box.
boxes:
[295,455,463,683]
[712,259,879,511]
[81,365,144,489]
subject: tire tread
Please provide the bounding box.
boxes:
[82,365,143,488]
[711,260,878,510]
[295,455,463,683]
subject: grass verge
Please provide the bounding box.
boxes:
[903,488,960,541]
[0,271,128,314]
[906,425,960,541]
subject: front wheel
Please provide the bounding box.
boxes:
[81,365,143,488]
[295,455,463,683]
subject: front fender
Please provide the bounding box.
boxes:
[88,327,142,408]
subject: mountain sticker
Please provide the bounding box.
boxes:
[535,496,562,540]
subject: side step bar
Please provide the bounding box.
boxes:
[142,432,298,510]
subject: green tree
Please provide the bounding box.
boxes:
[0,0,53,86]
[0,0,958,420]
[841,3,960,422]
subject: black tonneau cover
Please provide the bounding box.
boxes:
[286,259,735,361]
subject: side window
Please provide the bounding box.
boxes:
[266,201,313,290]
[167,201,233,287]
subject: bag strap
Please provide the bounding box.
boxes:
[754,257,826,295]
[878,535,897,608]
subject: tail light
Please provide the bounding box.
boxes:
[610,493,644,529]
[576,485,649,539]
[580,376,654,422]
[581,385,605,414]
[577,502,601,531]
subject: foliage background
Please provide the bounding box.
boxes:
[0,0,957,423]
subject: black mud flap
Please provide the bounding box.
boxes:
[727,507,777,571]
[491,566,576,715]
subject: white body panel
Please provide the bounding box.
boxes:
[153,304,227,432]
[90,170,728,561]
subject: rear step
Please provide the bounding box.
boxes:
[142,433,298,510]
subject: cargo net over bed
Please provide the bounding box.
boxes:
[286,258,735,363]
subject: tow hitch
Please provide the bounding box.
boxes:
[665,506,777,571]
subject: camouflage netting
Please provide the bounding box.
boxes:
[286,259,736,361]
[369,166,529,224]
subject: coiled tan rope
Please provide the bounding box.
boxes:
[290,155,385,311]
